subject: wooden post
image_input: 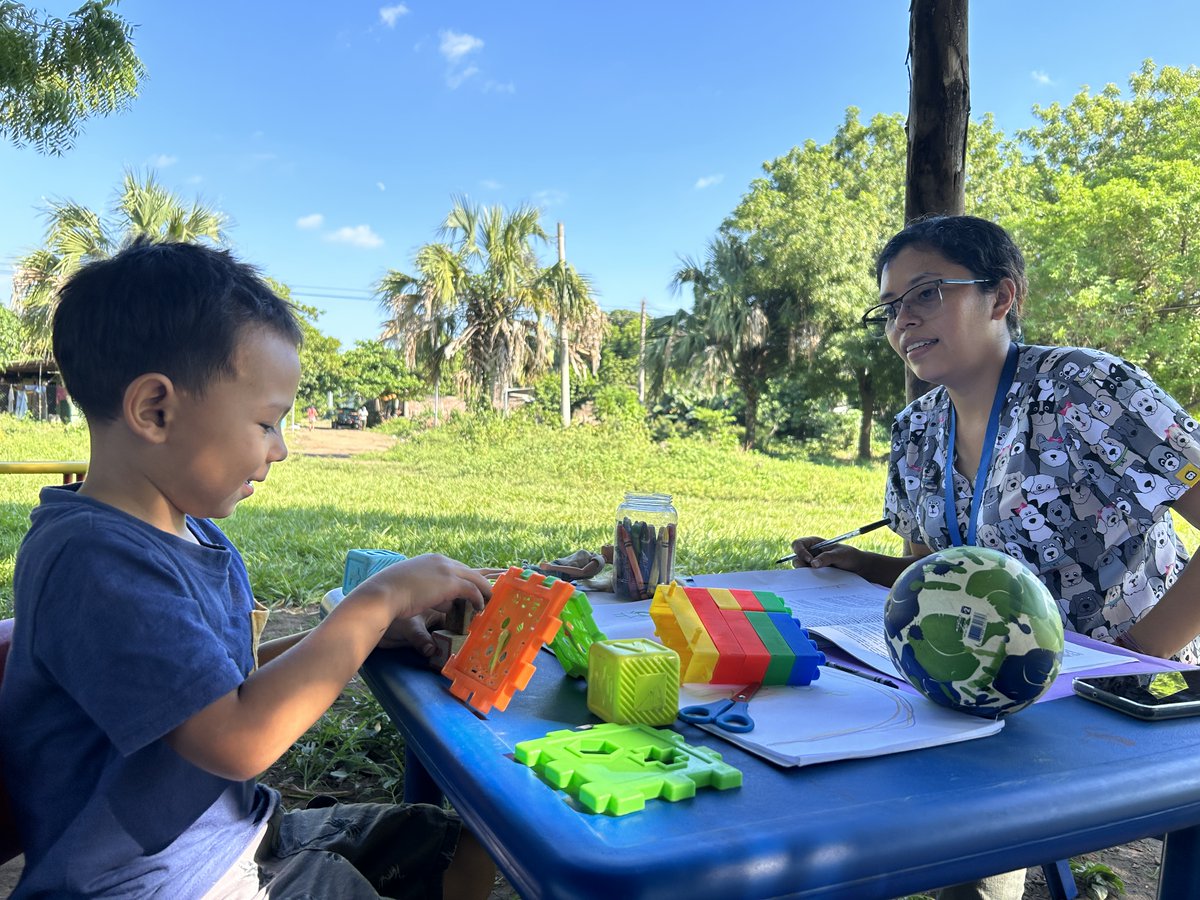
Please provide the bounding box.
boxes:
[905,0,969,402]
[638,298,647,404]
[558,222,570,428]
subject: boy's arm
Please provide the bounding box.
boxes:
[165,555,489,781]
[256,631,308,666]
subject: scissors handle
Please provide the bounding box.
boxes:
[677,701,726,726]
[713,699,754,733]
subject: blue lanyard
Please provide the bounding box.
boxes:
[944,343,1019,547]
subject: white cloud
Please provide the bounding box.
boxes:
[694,174,724,190]
[533,189,567,207]
[1031,70,1053,85]
[439,30,483,62]
[148,153,177,168]
[484,80,515,94]
[480,179,502,190]
[447,65,479,89]
[296,213,324,229]
[376,181,386,192]
[326,225,384,248]
[379,4,408,27]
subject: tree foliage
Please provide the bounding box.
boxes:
[649,235,791,449]
[377,198,602,409]
[1,0,145,154]
[337,340,422,406]
[1016,61,1200,406]
[11,169,227,357]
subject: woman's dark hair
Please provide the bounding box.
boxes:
[53,239,303,421]
[875,215,1027,338]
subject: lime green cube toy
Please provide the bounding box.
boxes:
[587,638,680,726]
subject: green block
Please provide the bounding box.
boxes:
[744,611,795,686]
[514,723,742,816]
[587,639,679,726]
[754,591,791,614]
[549,589,607,678]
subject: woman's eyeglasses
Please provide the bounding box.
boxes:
[860,278,994,336]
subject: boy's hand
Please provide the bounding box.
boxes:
[378,608,445,656]
[358,554,490,657]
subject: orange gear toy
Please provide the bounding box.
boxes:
[441,566,573,714]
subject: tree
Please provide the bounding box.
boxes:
[267,283,342,413]
[377,198,601,410]
[1,0,145,154]
[649,235,791,450]
[0,305,25,364]
[1016,62,1200,406]
[336,340,422,421]
[725,108,1027,458]
[11,169,227,356]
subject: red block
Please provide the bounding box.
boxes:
[688,591,748,684]
[719,609,771,684]
[728,589,763,611]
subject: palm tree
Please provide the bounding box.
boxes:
[650,235,789,450]
[378,198,601,411]
[11,170,227,356]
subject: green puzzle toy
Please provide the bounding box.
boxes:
[513,723,742,816]
[548,589,607,678]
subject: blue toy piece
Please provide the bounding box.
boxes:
[343,549,408,594]
[767,613,827,686]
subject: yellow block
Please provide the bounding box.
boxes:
[707,588,740,610]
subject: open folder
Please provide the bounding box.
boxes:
[676,672,1003,767]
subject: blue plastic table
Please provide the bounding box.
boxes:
[347,607,1200,898]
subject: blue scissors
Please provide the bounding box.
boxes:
[678,683,761,733]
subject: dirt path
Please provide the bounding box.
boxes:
[283,420,398,457]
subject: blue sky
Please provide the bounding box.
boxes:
[3,1,1200,348]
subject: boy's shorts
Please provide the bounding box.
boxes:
[203,799,462,899]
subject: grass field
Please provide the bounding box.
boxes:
[0,415,903,615]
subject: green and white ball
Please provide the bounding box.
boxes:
[884,546,1065,718]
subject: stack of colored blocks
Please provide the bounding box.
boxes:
[650,583,825,685]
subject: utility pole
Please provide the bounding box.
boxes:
[638,298,647,403]
[558,222,570,428]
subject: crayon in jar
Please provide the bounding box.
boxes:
[613,492,677,600]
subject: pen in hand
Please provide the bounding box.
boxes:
[775,517,890,565]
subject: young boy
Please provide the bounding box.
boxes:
[0,240,496,898]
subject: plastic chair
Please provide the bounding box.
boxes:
[0,618,22,864]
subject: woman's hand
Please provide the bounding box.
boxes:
[789,537,869,575]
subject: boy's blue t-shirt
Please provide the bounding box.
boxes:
[0,485,277,898]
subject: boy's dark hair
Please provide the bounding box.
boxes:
[874,215,1027,337]
[53,239,303,421]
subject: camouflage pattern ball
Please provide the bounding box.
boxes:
[884,546,1065,718]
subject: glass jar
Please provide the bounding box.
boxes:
[613,492,678,600]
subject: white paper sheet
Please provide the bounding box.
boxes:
[678,671,1003,767]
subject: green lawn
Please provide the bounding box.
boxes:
[0,415,903,616]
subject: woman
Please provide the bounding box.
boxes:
[793,215,1200,900]
[792,215,1200,664]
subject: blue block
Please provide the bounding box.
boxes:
[343,549,408,594]
[767,613,825,686]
